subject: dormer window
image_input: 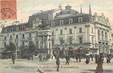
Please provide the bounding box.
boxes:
[65,5,72,10]
[78,17,83,23]
[69,18,73,24]
[60,20,64,25]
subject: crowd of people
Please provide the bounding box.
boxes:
[9,47,113,72]
[53,48,113,72]
[55,53,113,72]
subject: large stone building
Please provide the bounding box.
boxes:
[0,22,52,56]
[50,5,112,54]
[0,5,113,55]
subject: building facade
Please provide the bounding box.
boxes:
[0,26,52,55]
[50,5,112,54]
[0,5,112,55]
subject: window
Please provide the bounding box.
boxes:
[102,31,104,40]
[78,17,83,23]
[92,36,94,44]
[69,18,73,24]
[60,20,64,25]
[59,37,64,45]
[69,36,73,45]
[74,26,76,29]
[10,35,12,39]
[98,30,100,40]
[22,41,25,46]
[4,42,6,47]
[13,33,15,35]
[36,41,39,48]
[69,28,72,34]
[52,38,54,47]
[64,27,67,30]
[56,29,58,31]
[92,27,93,33]
[79,27,82,33]
[29,33,31,38]
[52,31,54,35]
[60,29,63,35]
[22,34,25,39]
[105,32,107,40]
[4,36,7,40]
[79,37,83,44]
[16,35,18,39]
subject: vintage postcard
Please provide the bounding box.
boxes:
[0,0,113,73]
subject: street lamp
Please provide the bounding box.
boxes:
[15,39,18,58]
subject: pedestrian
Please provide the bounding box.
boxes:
[85,55,90,64]
[106,54,111,63]
[78,54,81,62]
[95,54,103,73]
[75,55,78,62]
[39,54,42,61]
[65,55,70,64]
[90,54,94,61]
[11,52,16,64]
[95,55,99,63]
[56,57,60,71]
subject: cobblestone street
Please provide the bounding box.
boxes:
[0,58,113,73]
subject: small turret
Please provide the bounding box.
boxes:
[80,6,83,14]
[59,5,62,10]
[65,5,72,10]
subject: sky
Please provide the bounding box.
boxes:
[2,0,112,27]
[16,0,113,26]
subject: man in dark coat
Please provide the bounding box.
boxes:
[11,53,16,64]
[95,54,103,73]
[85,55,90,64]
[56,57,60,71]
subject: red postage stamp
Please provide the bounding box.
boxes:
[0,0,17,20]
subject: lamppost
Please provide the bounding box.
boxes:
[15,39,18,58]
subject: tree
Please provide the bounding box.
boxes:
[5,42,16,53]
[19,45,26,58]
[28,41,36,53]
[27,41,36,60]
[9,42,16,52]
[3,42,16,63]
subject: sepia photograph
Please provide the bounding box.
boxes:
[0,0,113,73]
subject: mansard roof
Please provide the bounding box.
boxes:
[1,23,28,33]
[55,5,79,19]
[54,13,91,20]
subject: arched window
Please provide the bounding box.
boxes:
[69,28,72,34]
[69,18,73,24]
[22,34,25,39]
[98,30,100,40]
[60,29,63,35]
[79,37,83,44]
[78,17,83,23]
[10,35,12,39]
[16,34,18,39]
[79,27,82,33]
[105,32,107,40]
[102,31,104,40]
